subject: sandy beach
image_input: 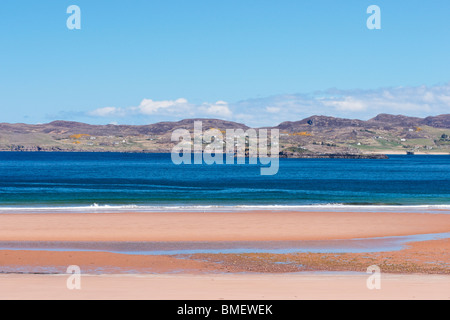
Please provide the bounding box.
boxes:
[1,273,449,300]
[0,210,449,300]
[0,210,449,242]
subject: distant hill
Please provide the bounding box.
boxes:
[273,116,365,131]
[0,119,249,136]
[0,114,449,156]
[272,114,450,131]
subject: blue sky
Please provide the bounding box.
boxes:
[0,0,449,126]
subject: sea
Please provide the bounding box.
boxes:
[0,152,449,213]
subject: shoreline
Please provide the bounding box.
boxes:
[1,150,449,157]
[0,205,449,215]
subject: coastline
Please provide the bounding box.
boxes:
[1,149,449,157]
[1,204,449,214]
[0,149,393,159]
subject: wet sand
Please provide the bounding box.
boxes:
[1,238,448,275]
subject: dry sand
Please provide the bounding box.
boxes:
[0,273,448,300]
[0,211,449,242]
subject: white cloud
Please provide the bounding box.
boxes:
[322,97,367,112]
[86,83,450,127]
[266,107,281,113]
[201,101,233,118]
[88,98,233,120]
[88,107,124,117]
[423,92,435,103]
[134,98,190,115]
[231,82,450,126]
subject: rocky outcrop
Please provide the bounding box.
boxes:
[1,145,73,152]
[278,151,388,159]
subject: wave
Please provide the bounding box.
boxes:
[0,203,449,213]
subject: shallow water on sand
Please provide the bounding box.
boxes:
[0,232,448,255]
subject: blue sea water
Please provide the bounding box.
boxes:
[0,152,449,211]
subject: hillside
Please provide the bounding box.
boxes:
[273,114,450,156]
[0,114,449,156]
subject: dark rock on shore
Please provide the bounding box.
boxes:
[279,151,388,159]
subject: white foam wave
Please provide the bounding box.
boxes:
[0,203,449,214]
